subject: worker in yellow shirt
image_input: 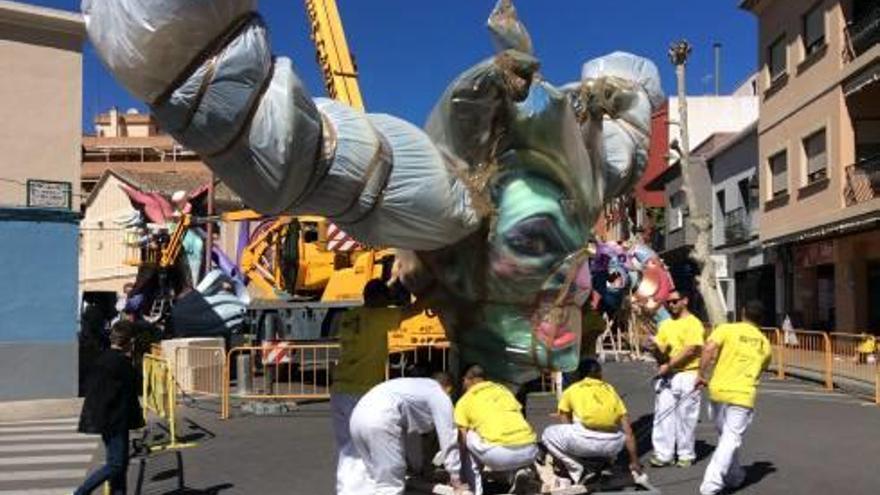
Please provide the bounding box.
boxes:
[455,364,539,495]
[649,289,704,468]
[541,358,643,486]
[331,280,396,495]
[696,300,772,495]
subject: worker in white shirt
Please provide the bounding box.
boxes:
[331,280,396,494]
[454,364,539,494]
[348,375,466,495]
[649,289,705,468]
[697,300,772,495]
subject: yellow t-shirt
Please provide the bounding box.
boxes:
[331,307,395,395]
[857,336,877,354]
[558,377,627,432]
[454,381,537,447]
[707,322,771,409]
[655,313,705,372]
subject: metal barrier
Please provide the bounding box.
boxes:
[222,343,340,419]
[172,347,225,397]
[386,342,451,379]
[781,330,832,390]
[142,354,195,450]
[829,333,877,385]
[757,328,878,405]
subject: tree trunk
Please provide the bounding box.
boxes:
[674,59,728,326]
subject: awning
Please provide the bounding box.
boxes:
[763,210,880,247]
[844,60,880,97]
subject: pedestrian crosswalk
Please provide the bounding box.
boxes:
[0,417,98,495]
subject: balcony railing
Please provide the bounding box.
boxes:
[723,207,752,244]
[844,155,880,206]
[844,3,880,62]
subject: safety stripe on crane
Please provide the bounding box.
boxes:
[261,341,292,365]
[327,223,358,252]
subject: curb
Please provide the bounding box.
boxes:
[0,397,83,422]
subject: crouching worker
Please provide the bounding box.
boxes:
[349,374,467,495]
[542,358,643,486]
[75,321,145,495]
[455,365,539,494]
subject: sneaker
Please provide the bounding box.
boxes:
[676,458,694,468]
[509,467,536,495]
[649,456,672,467]
[648,456,672,467]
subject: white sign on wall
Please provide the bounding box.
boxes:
[711,254,729,278]
[27,180,72,210]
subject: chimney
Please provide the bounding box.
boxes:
[714,42,722,95]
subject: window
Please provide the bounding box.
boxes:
[803,4,825,56]
[670,191,685,231]
[803,129,827,183]
[768,35,787,81]
[855,119,880,161]
[769,151,788,198]
[738,178,753,211]
[716,189,727,219]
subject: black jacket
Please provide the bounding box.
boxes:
[78,348,145,435]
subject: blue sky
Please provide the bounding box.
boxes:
[29,1,757,131]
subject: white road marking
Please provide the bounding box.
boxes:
[0,426,78,434]
[0,443,97,454]
[0,489,78,495]
[0,469,85,482]
[0,434,96,443]
[0,418,78,427]
[0,454,93,466]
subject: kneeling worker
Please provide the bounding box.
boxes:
[454,364,539,494]
[348,374,467,495]
[542,358,643,485]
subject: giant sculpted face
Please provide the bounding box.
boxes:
[84,0,662,386]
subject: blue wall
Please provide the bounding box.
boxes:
[0,208,79,343]
[0,208,80,400]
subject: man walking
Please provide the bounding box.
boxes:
[697,301,771,495]
[75,321,144,495]
[454,364,538,494]
[649,289,704,468]
[348,374,466,495]
[542,358,643,486]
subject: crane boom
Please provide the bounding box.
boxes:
[305,0,365,110]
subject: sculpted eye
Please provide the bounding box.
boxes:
[503,215,569,258]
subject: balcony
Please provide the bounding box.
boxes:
[844,155,880,206]
[723,207,753,245]
[844,2,880,62]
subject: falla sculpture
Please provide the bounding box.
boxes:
[83,0,668,386]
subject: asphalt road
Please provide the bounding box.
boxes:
[117,361,880,494]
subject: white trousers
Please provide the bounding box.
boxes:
[699,402,753,495]
[349,395,407,495]
[332,393,372,495]
[541,423,625,483]
[651,372,701,462]
[463,431,538,495]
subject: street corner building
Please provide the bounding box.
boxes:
[742,0,880,332]
[0,1,86,401]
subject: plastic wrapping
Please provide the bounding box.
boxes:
[487,0,533,54]
[581,51,665,110]
[85,0,479,251]
[577,52,665,200]
[82,0,256,104]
